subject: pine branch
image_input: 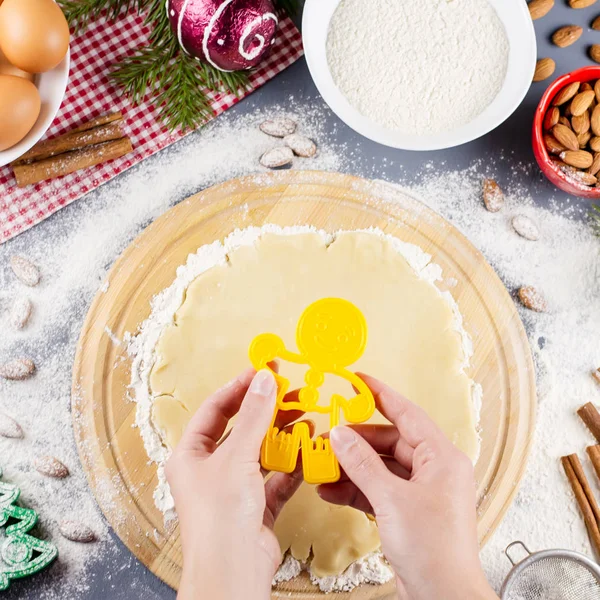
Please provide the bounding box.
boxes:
[58,0,150,29]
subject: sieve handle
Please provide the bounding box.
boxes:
[504,541,532,566]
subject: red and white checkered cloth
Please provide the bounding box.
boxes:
[0,11,303,243]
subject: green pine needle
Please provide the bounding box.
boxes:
[59,0,299,132]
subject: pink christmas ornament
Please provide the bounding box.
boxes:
[167,0,278,72]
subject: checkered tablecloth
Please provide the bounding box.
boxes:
[0,10,304,243]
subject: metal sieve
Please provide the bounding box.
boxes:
[500,541,600,600]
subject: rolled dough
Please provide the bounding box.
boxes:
[146,229,480,579]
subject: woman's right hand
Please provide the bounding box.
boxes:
[318,374,499,600]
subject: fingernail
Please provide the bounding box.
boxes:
[249,369,276,397]
[330,426,356,452]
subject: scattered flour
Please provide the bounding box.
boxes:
[0,103,598,597]
[327,0,509,135]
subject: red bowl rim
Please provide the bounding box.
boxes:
[532,65,600,200]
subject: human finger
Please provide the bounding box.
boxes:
[273,389,305,430]
[264,462,305,527]
[333,455,410,485]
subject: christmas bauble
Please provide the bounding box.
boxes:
[167,0,278,72]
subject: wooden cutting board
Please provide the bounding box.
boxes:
[72,170,536,598]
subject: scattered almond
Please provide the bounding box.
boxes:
[34,456,69,479]
[572,111,591,134]
[552,123,579,151]
[284,134,317,158]
[259,117,297,138]
[588,152,600,175]
[10,297,32,330]
[579,130,593,148]
[571,90,596,116]
[553,82,580,106]
[591,45,600,64]
[59,520,96,543]
[560,149,594,168]
[518,286,548,312]
[544,133,567,154]
[569,0,597,7]
[0,358,35,381]
[544,107,560,130]
[592,368,600,385]
[0,412,24,439]
[10,256,40,287]
[529,0,554,19]
[534,58,556,82]
[260,147,294,169]
[512,216,540,241]
[593,15,600,30]
[482,179,504,212]
[552,25,583,48]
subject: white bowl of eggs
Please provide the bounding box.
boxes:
[0,0,70,167]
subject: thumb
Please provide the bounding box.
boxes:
[226,369,277,461]
[330,426,395,513]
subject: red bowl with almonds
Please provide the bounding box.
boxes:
[533,66,600,199]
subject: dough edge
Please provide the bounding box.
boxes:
[126,223,482,590]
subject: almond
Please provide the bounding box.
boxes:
[593,16,600,30]
[0,358,35,380]
[529,0,554,19]
[259,117,297,138]
[572,111,591,134]
[565,169,598,185]
[560,149,594,168]
[544,133,567,154]
[591,104,600,135]
[553,82,580,106]
[578,130,592,147]
[10,256,40,287]
[552,123,580,151]
[0,412,24,439]
[59,520,96,543]
[591,45,600,64]
[34,456,69,479]
[552,25,583,48]
[10,297,32,330]
[559,116,571,127]
[590,136,600,151]
[570,90,596,116]
[534,58,556,82]
[512,215,540,241]
[543,107,560,130]
[582,82,594,92]
[592,368,600,385]
[260,147,294,169]
[569,0,597,7]
[595,79,600,101]
[283,134,317,158]
[518,286,548,312]
[588,152,600,175]
[482,179,504,212]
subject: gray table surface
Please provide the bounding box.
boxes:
[4,2,600,598]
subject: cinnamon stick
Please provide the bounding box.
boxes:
[562,454,600,556]
[70,112,123,134]
[578,403,600,443]
[13,121,124,165]
[588,445,600,482]
[13,138,133,187]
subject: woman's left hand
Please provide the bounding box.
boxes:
[166,368,306,600]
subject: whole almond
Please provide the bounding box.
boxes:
[591,45,600,64]
[565,168,598,185]
[572,110,591,134]
[10,256,40,287]
[544,134,567,154]
[10,297,32,330]
[552,25,583,48]
[595,79,600,101]
[570,90,596,116]
[593,16,600,30]
[559,116,571,127]
[482,179,504,212]
[553,82,580,106]
[543,107,560,130]
[578,130,592,147]
[512,215,540,241]
[569,0,597,7]
[259,117,297,138]
[590,136,600,151]
[582,82,594,92]
[534,58,556,82]
[518,286,548,312]
[34,456,69,479]
[59,520,96,543]
[591,104,600,135]
[552,123,579,151]
[0,412,24,439]
[283,134,317,158]
[588,152,600,175]
[529,0,554,19]
[260,147,294,169]
[593,368,600,385]
[0,358,35,381]
[560,149,594,168]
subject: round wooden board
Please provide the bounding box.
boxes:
[72,171,536,599]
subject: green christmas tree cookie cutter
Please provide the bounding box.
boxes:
[0,467,58,591]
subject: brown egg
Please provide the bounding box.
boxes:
[0,45,34,81]
[0,0,70,74]
[0,75,41,151]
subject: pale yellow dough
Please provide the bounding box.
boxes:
[149,231,478,578]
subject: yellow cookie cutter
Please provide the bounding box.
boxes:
[249,298,375,484]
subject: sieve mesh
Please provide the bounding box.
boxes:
[503,555,600,600]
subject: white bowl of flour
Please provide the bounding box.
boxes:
[303,0,536,151]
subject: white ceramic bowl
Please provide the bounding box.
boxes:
[0,49,70,167]
[302,0,536,151]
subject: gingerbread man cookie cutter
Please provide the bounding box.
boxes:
[249,298,375,484]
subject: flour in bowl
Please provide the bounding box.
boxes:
[327,0,509,136]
